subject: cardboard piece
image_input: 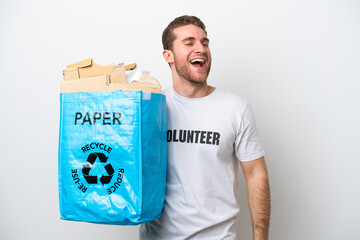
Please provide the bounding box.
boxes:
[60,75,108,93]
[60,59,161,94]
[63,58,126,84]
[124,63,137,71]
[109,82,161,93]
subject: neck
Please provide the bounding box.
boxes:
[172,74,215,99]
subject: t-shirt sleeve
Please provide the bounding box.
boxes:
[234,103,265,162]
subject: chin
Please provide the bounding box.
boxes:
[174,62,211,85]
[187,77,207,85]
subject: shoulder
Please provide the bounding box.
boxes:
[161,87,171,94]
[214,88,249,109]
[161,87,173,99]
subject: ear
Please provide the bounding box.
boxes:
[163,50,174,64]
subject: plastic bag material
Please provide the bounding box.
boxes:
[58,90,167,225]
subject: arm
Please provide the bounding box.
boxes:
[240,156,271,240]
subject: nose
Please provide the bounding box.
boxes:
[194,41,206,53]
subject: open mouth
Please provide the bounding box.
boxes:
[190,58,205,68]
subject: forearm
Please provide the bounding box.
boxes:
[247,169,271,240]
[241,157,271,240]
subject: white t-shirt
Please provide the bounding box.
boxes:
[140,88,265,240]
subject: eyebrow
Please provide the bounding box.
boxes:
[181,37,210,43]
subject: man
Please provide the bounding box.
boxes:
[140,15,270,240]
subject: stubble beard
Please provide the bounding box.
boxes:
[174,57,211,85]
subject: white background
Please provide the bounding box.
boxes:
[1,0,359,239]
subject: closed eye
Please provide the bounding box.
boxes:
[202,39,209,47]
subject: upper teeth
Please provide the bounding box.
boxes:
[191,59,205,63]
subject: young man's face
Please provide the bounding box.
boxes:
[168,24,212,85]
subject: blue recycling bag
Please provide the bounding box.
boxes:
[58,90,167,225]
